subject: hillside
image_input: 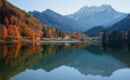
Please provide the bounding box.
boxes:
[101,14,130,44]
[85,14,130,36]
[0,0,43,40]
[85,26,105,36]
[29,9,85,32]
[86,26,105,33]
[66,4,128,30]
[109,14,130,31]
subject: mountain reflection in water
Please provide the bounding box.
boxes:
[0,42,129,80]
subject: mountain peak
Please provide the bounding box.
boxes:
[100,4,113,10]
[66,4,127,30]
[29,9,54,15]
[78,4,114,14]
[44,9,52,11]
[100,4,112,8]
[43,9,59,15]
[44,9,54,13]
[42,9,65,18]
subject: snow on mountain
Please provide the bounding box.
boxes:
[66,4,128,30]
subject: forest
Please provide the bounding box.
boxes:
[0,0,87,41]
[102,30,130,45]
[102,14,130,44]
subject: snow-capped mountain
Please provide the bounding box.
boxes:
[66,4,128,29]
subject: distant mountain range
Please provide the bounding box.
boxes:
[86,14,130,36]
[66,4,128,30]
[30,4,128,33]
[29,9,84,32]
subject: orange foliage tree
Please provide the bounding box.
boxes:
[21,23,35,39]
[34,31,41,40]
[4,17,9,26]
[71,32,81,40]
[10,16,18,25]
[0,25,8,40]
[7,25,22,40]
[71,32,87,41]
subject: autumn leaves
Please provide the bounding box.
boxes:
[0,0,87,41]
[0,0,43,41]
[0,25,7,40]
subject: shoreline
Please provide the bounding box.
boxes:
[0,38,84,43]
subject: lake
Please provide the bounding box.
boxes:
[0,41,130,80]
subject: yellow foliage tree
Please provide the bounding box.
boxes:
[48,28,52,38]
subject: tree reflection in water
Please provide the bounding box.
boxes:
[0,42,87,80]
[0,42,130,80]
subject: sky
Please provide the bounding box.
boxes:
[8,0,130,15]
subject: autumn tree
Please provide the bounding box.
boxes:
[42,25,48,37]
[0,0,43,41]
[80,33,87,41]
[21,23,36,39]
[10,16,18,25]
[42,25,53,38]
[48,28,53,38]
[4,17,9,26]
[52,27,57,38]
[34,31,41,40]
[0,25,8,40]
[72,32,81,40]
[7,25,22,40]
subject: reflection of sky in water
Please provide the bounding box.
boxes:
[0,42,129,80]
[9,44,130,80]
[10,66,130,80]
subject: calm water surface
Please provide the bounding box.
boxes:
[0,42,130,80]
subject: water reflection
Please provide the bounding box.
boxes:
[0,43,42,80]
[0,42,129,80]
